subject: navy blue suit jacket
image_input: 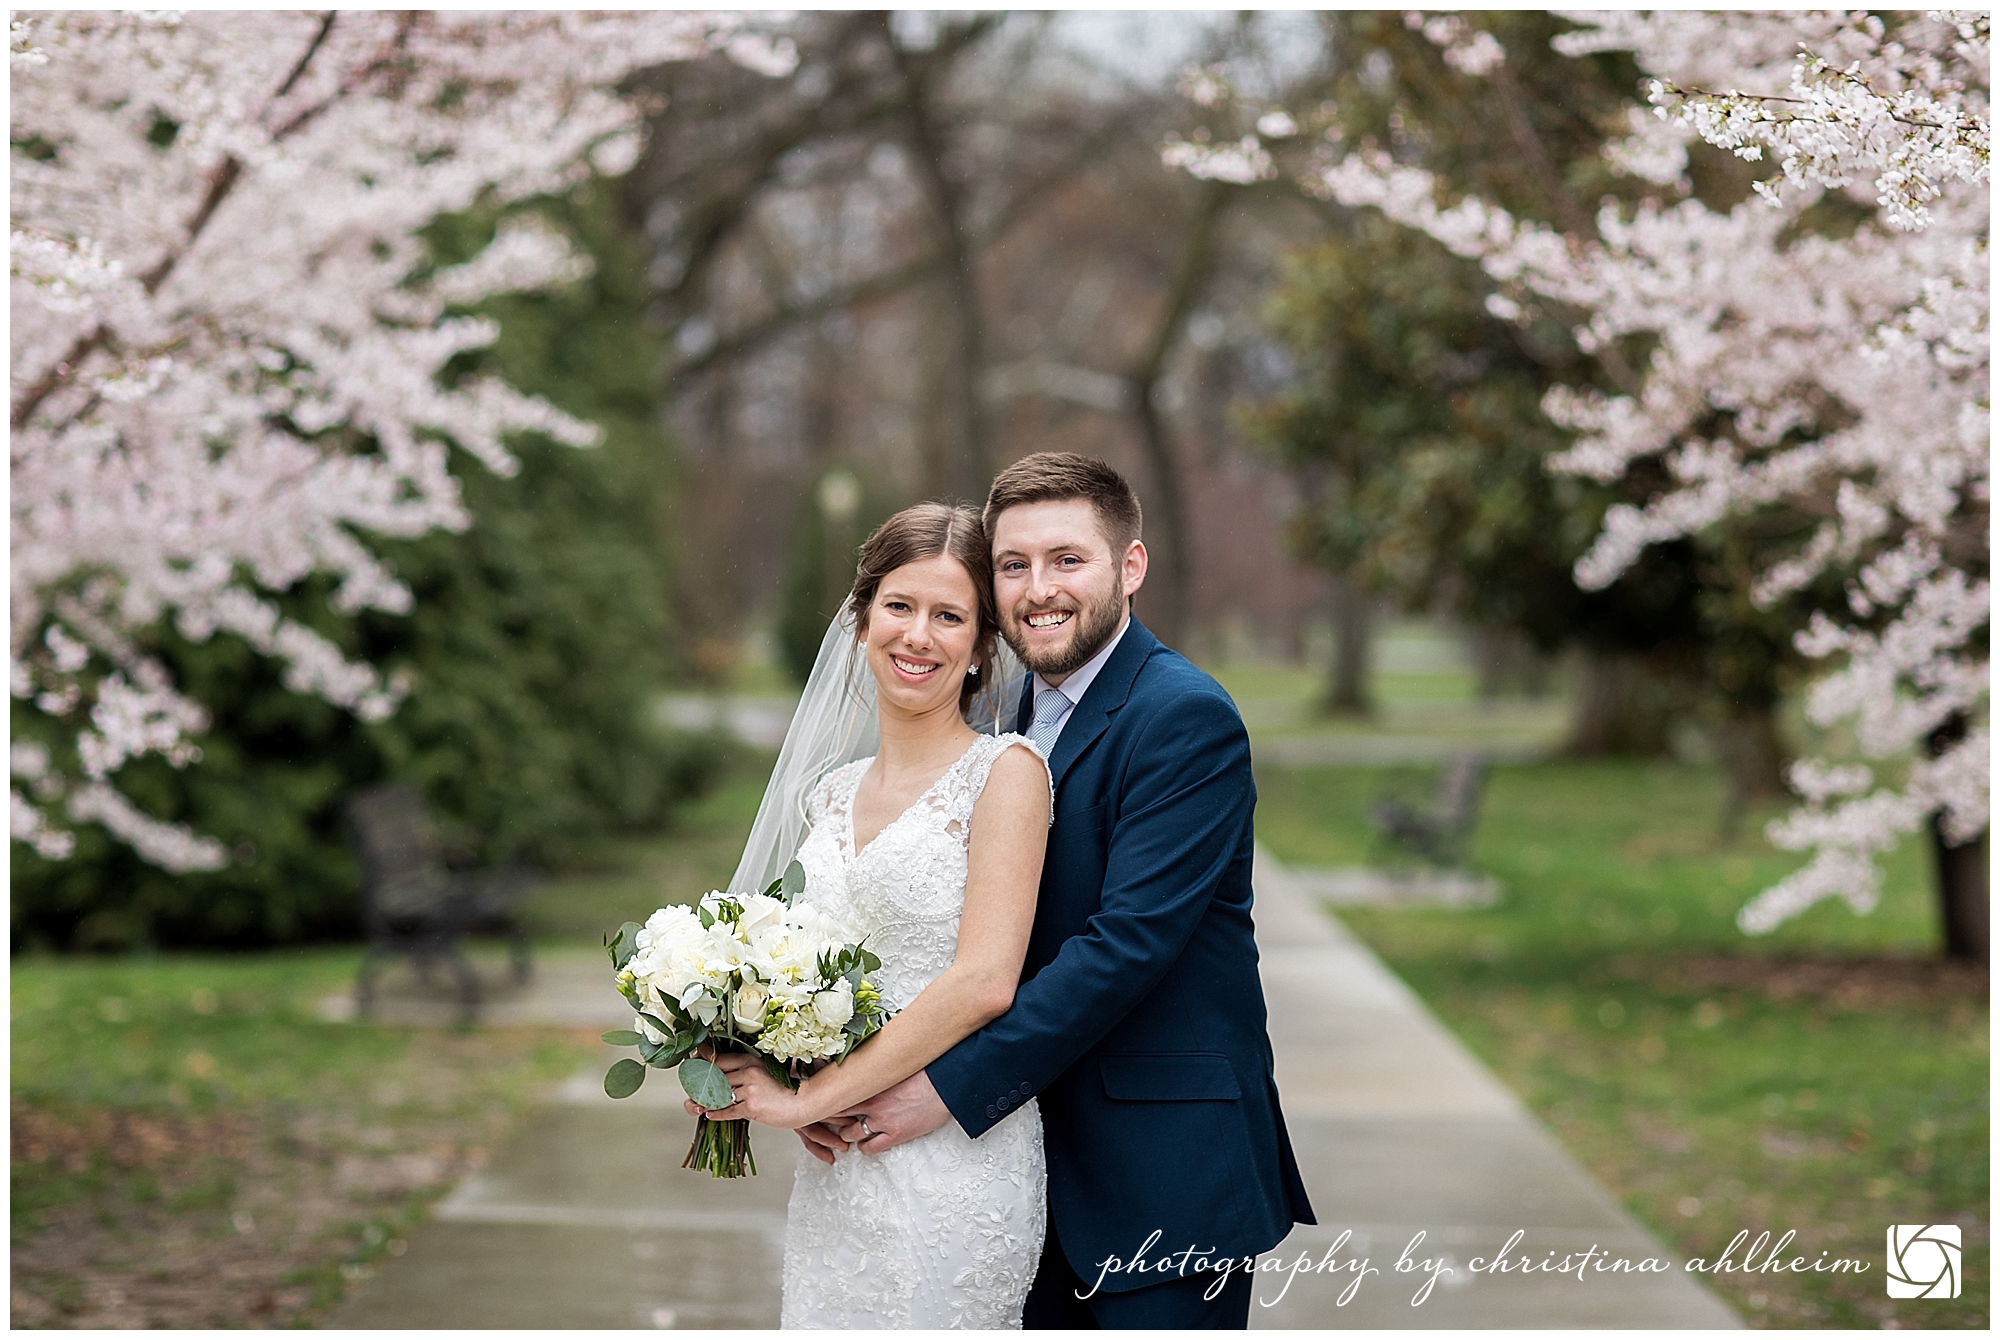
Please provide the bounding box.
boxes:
[928,619,1314,1291]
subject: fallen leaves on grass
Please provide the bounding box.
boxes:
[10,1027,594,1329]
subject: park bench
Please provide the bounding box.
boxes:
[1370,751,1489,868]
[344,781,539,1025]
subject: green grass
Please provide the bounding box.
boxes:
[11,950,597,1326]
[10,747,781,1326]
[1255,759,1988,1329]
[1208,659,1487,710]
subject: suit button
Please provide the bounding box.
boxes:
[997,1096,1012,1112]
[986,1105,1000,1120]
[1020,1081,1034,1096]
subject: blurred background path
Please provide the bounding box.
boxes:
[327,840,1739,1329]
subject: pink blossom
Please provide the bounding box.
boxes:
[12,11,778,869]
[1307,12,1988,930]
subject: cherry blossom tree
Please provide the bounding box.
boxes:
[10,11,791,871]
[1178,11,1987,947]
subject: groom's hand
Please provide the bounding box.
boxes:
[795,1122,848,1166]
[832,1069,954,1155]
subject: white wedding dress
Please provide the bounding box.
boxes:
[780,732,1048,1330]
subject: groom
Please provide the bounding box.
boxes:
[817,452,1315,1327]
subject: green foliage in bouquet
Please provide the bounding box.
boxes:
[9,183,725,951]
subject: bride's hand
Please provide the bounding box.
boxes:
[700,1051,815,1129]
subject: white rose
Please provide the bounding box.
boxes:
[811,980,854,1028]
[634,1012,669,1045]
[732,983,769,1034]
[738,893,788,938]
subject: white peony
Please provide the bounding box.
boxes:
[811,979,854,1028]
[638,902,701,950]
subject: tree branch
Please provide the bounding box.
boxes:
[13,13,356,431]
[664,253,948,388]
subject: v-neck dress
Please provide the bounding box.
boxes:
[779,732,1048,1329]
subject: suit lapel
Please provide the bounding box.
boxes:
[1047,619,1159,789]
[1013,677,1035,735]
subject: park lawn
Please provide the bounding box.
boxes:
[10,949,601,1327]
[9,751,774,1329]
[1254,759,1988,1330]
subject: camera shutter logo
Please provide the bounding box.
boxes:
[1886,1225,1960,1299]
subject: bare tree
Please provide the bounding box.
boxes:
[626,12,1333,663]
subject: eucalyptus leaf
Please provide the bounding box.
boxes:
[601,1029,644,1047]
[637,1012,675,1039]
[608,922,643,971]
[780,859,806,904]
[604,1058,646,1099]
[679,1055,735,1110]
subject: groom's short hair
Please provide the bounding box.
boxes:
[984,453,1143,554]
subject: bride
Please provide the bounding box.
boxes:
[691,501,1052,1329]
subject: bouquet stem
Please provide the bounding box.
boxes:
[682,1113,757,1178]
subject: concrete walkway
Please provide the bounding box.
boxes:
[331,851,1739,1329]
[1246,849,1738,1327]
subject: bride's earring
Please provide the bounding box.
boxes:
[968,662,980,676]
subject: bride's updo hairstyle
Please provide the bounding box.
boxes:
[846,502,999,713]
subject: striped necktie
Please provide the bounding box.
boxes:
[1025,686,1070,758]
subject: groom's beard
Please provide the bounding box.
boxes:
[1001,577,1126,680]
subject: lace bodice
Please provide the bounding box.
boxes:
[794,732,1045,1012]
[780,731,1048,1330]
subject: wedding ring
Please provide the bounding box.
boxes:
[859,1117,874,1139]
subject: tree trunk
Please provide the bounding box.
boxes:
[1566,648,1678,756]
[1129,385,1191,649]
[1471,625,1545,702]
[1714,698,1790,839]
[1126,180,1231,652]
[1325,572,1372,716]
[1928,713,1988,963]
[1472,626,1506,701]
[888,29,992,505]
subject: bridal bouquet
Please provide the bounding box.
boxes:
[601,861,889,1177]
